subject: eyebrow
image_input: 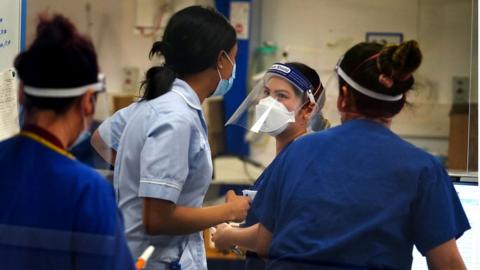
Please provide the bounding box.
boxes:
[264,86,291,95]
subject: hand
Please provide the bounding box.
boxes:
[211,223,234,252]
[225,190,251,222]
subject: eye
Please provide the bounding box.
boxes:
[263,88,270,96]
[276,93,288,100]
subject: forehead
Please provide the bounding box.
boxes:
[265,76,296,94]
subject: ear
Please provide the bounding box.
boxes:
[217,51,225,69]
[18,82,25,105]
[301,102,315,120]
[81,90,96,116]
[337,85,349,111]
[340,85,348,97]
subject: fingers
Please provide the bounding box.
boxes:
[225,190,236,202]
[215,223,229,230]
[208,227,216,248]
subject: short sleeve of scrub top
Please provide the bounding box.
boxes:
[138,112,192,204]
[411,159,470,255]
[98,103,137,151]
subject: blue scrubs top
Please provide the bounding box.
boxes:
[252,119,470,269]
[98,79,212,270]
[243,168,270,270]
[0,128,134,270]
[242,139,299,270]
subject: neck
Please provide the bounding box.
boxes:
[341,111,392,128]
[182,70,218,104]
[24,110,81,149]
[275,128,306,154]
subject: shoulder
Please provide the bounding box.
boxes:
[147,90,191,114]
[137,93,197,125]
[0,136,19,150]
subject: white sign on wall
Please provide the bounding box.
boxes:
[230,2,250,40]
[0,0,22,141]
[0,0,21,71]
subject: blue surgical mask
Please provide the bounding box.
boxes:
[70,95,95,150]
[70,130,91,150]
[18,104,25,128]
[212,52,236,97]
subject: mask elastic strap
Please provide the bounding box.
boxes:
[217,51,235,80]
[216,68,223,80]
[223,51,235,66]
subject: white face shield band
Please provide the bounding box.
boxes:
[335,55,403,102]
[23,74,106,98]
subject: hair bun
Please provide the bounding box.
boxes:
[35,14,78,47]
[391,40,422,76]
[378,40,422,81]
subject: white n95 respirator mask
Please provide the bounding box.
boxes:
[252,96,295,136]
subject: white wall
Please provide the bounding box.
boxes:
[251,0,474,162]
[26,0,154,119]
[24,0,475,162]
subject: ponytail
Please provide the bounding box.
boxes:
[141,65,176,101]
[140,41,176,101]
[140,6,236,101]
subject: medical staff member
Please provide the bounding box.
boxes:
[0,15,134,270]
[91,6,250,270]
[211,62,327,270]
[249,41,470,269]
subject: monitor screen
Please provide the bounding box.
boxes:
[411,181,479,269]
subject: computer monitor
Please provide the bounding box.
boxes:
[411,181,479,269]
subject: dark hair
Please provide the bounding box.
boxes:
[339,40,422,117]
[286,62,323,101]
[141,6,236,101]
[14,14,99,114]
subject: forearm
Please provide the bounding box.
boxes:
[91,130,116,165]
[226,224,260,251]
[144,202,233,235]
[255,223,272,259]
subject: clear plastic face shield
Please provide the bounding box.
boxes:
[23,74,108,150]
[226,63,324,137]
[316,61,343,126]
[307,80,329,132]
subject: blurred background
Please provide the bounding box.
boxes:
[21,0,477,176]
[0,0,477,268]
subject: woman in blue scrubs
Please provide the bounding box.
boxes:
[250,41,469,269]
[0,15,134,270]
[212,62,327,270]
[91,6,251,270]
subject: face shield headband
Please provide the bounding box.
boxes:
[23,74,106,98]
[267,63,317,104]
[335,56,403,102]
